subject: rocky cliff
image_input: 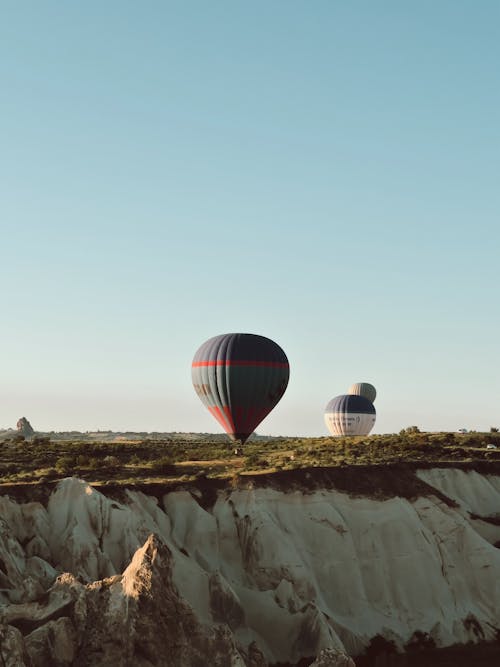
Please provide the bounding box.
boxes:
[0,468,499,666]
[16,418,35,438]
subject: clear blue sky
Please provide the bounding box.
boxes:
[1,1,499,435]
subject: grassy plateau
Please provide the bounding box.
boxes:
[0,430,499,495]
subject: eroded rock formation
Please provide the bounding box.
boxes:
[1,534,260,666]
[16,417,35,438]
[0,469,499,665]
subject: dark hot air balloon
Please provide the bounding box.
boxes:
[192,333,289,444]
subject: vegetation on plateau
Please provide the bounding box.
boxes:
[0,430,500,489]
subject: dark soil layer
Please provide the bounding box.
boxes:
[275,642,500,666]
[1,460,500,511]
[353,642,500,666]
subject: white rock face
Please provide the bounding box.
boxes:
[416,468,500,548]
[0,470,499,666]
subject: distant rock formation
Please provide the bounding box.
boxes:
[16,417,34,438]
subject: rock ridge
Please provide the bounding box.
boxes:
[0,470,499,665]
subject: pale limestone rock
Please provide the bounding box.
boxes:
[274,578,301,612]
[1,576,77,629]
[0,623,30,667]
[310,647,356,666]
[0,472,500,664]
[25,535,52,561]
[0,515,54,605]
[25,617,77,666]
[293,602,345,657]
[245,641,267,667]
[72,534,250,667]
[209,571,245,629]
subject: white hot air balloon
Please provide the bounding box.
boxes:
[324,394,376,436]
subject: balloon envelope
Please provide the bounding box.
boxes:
[192,333,289,443]
[325,394,376,437]
[347,382,377,403]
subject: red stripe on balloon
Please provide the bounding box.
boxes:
[207,406,231,434]
[192,361,289,368]
[223,406,236,432]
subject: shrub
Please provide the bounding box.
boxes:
[405,631,436,652]
[399,426,420,435]
[103,455,120,467]
[150,456,176,474]
[0,463,18,476]
[32,436,50,446]
[244,452,260,467]
[364,635,398,658]
[243,453,268,470]
[55,456,75,474]
[463,613,485,639]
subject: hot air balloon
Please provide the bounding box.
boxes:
[324,394,376,436]
[192,333,289,444]
[347,382,377,403]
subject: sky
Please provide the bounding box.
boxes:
[1,1,499,436]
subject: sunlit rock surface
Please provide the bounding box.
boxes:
[309,648,356,667]
[0,470,499,665]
